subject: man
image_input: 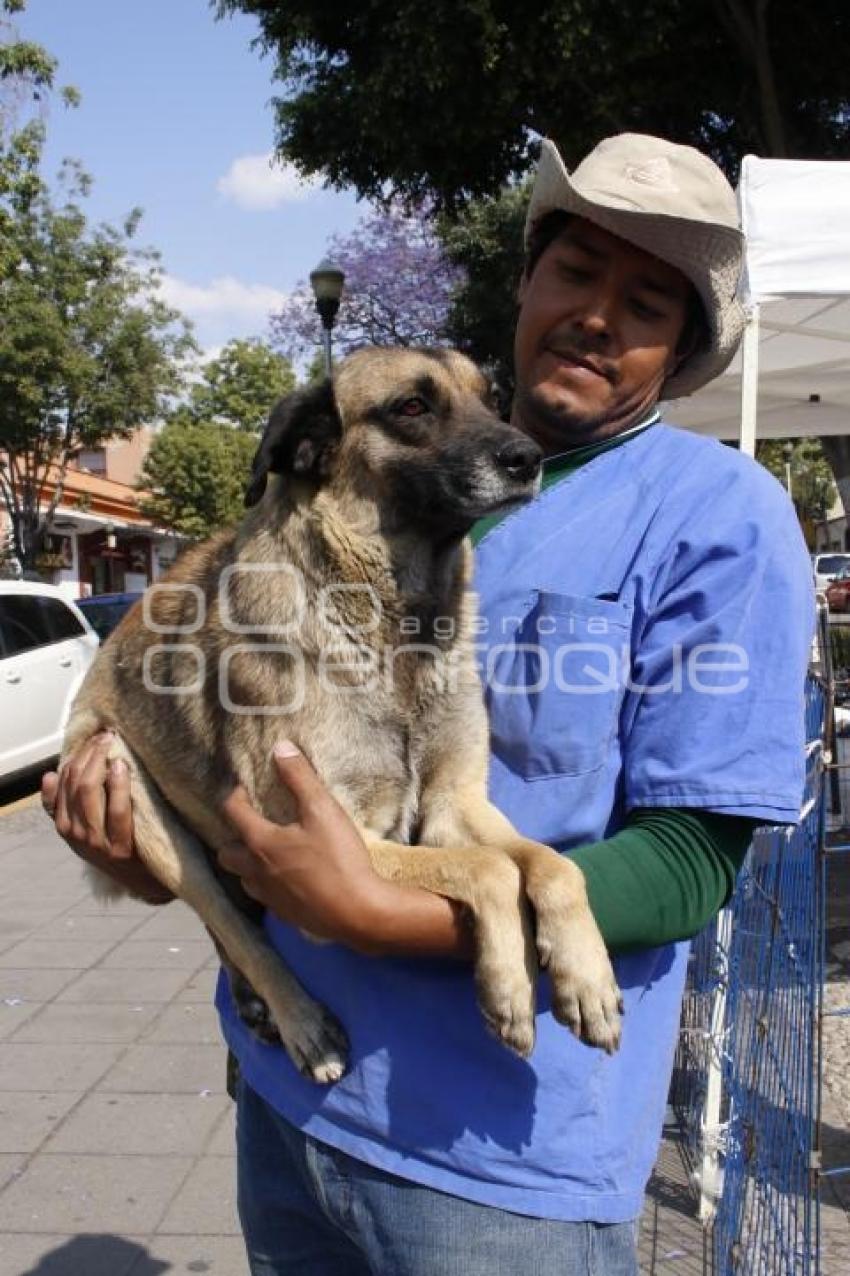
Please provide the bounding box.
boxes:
[44,134,813,1275]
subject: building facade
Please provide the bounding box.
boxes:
[1,432,183,600]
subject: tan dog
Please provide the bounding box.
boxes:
[62,347,622,1082]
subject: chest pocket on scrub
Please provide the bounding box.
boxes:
[485,590,632,780]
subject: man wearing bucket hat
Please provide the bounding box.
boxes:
[44,135,813,1275]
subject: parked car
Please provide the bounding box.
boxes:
[76,590,142,641]
[826,567,850,614]
[0,581,99,783]
[813,552,850,593]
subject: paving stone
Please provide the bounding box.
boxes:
[0,1090,84,1153]
[0,1233,144,1276]
[130,904,208,943]
[635,1125,711,1275]
[0,845,80,874]
[46,1092,229,1157]
[142,1003,222,1046]
[0,863,87,894]
[0,969,81,1003]
[0,829,39,858]
[100,940,213,972]
[0,1153,192,1233]
[0,1043,122,1092]
[0,1153,25,1191]
[126,1234,249,1274]
[0,910,71,953]
[156,1157,240,1235]
[56,967,194,1005]
[11,1002,160,1045]
[174,966,221,1004]
[0,889,89,914]
[63,896,152,919]
[0,998,43,1040]
[99,1045,227,1095]
[31,913,149,944]
[205,1106,236,1157]
[0,938,120,970]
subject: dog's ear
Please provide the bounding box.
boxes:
[244,379,342,508]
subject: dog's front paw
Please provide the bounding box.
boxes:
[472,857,538,1058]
[539,911,623,1054]
[525,854,622,1054]
[475,960,536,1058]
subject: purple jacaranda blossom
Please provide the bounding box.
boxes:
[270,206,466,362]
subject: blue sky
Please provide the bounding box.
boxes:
[19,0,366,354]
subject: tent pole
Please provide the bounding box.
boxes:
[739,303,760,456]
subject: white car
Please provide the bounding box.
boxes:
[813,552,850,593]
[0,581,99,783]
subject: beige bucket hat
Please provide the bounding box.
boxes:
[525,134,746,398]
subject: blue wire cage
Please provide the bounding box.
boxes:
[672,673,826,1275]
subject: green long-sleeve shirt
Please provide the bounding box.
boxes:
[571,808,755,949]
[472,417,757,951]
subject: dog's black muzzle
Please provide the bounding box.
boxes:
[492,435,543,485]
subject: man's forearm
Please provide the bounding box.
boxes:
[349,880,476,960]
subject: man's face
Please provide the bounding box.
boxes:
[513,217,694,453]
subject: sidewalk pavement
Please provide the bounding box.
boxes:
[0,788,809,1276]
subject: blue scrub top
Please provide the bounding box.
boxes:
[217,422,814,1223]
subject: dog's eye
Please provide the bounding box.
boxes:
[397,397,428,417]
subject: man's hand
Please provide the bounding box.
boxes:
[219,741,397,948]
[41,732,173,905]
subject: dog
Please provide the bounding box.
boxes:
[61,347,622,1082]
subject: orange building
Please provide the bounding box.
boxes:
[1,432,183,599]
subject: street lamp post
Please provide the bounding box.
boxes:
[309,258,346,376]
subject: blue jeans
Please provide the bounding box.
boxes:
[235,1077,639,1276]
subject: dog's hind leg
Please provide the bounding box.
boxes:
[359,832,537,1058]
[96,737,348,1084]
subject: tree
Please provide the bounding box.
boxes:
[1,0,66,136]
[438,183,530,406]
[137,339,293,537]
[756,438,836,542]
[138,417,257,539]
[0,1,192,570]
[215,0,848,208]
[192,338,295,432]
[271,205,464,364]
[1,0,78,276]
[0,156,195,570]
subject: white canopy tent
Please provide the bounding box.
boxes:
[664,157,850,453]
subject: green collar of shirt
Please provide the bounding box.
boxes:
[470,410,660,548]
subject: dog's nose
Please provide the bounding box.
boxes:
[493,438,543,482]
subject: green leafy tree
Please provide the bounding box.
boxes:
[1,0,65,135]
[1,0,78,276]
[757,438,836,539]
[0,1,192,570]
[0,155,195,569]
[214,0,848,208]
[192,338,295,432]
[438,183,530,406]
[138,417,257,539]
[138,339,293,538]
